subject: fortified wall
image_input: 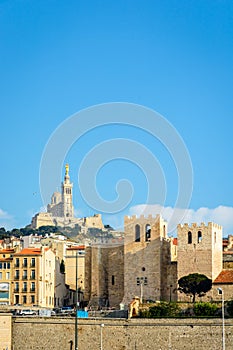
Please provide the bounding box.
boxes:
[84,244,124,308]
[2,316,232,350]
[124,214,177,304]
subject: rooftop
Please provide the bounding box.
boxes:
[14,248,41,256]
[214,270,233,284]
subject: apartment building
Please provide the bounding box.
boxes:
[12,247,56,307]
[0,248,14,305]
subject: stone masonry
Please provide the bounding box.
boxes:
[9,316,233,350]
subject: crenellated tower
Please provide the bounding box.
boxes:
[123,214,172,304]
[177,222,223,282]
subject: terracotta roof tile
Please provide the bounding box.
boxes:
[14,248,41,256]
[66,245,85,251]
[214,270,233,284]
[0,249,15,253]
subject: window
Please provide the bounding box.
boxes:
[214,232,217,244]
[0,263,2,269]
[23,258,27,267]
[163,225,166,238]
[112,275,115,285]
[0,272,2,280]
[31,258,35,267]
[31,295,35,304]
[15,258,19,267]
[144,277,148,286]
[136,277,140,285]
[15,282,19,292]
[15,295,19,304]
[31,282,35,292]
[6,272,10,279]
[15,270,19,279]
[31,270,35,279]
[22,295,27,304]
[188,231,192,244]
[23,270,27,279]
[135,225,141,242]
[7,262,10,269]
[198,231,202,243]
[23,282,27,292]
[145,224,151,242]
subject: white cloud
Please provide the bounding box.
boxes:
[0,208,15,230]
[129,204,233,235]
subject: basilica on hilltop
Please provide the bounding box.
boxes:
[31,164,104,230]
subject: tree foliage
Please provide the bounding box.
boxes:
[140,302,181,318]
[193,302,218,316]
[178,273,212,302]
[226,300,233,317]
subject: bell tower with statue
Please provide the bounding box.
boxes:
[61,164,74,218]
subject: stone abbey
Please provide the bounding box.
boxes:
[85,214,233,307]
[3,164,232,310]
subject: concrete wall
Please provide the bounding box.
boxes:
[11,317,233,350]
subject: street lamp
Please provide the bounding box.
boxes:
[217,287,225,350]
[100,323,104,350]
[66,250,85,350]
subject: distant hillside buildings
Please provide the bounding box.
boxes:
[1,165,233,309]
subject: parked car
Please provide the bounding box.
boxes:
[19,309,37,316]
[60,306,74,315]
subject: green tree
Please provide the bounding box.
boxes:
[178,273,212,303]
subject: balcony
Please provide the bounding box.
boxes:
[30,288,35,293]
[14,288,19,293]
[14,276,20,280]
[22,288,27,293]
[22,275,28,280]
[30,263,35,268]
[30,275,35,280]
[14,263,19,268]
[22,264,28,268]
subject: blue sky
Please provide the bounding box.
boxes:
[0,0,233,234]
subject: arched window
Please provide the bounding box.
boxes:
[135,225,140,242]
[145,224,151,241]
[198,231,202,243]
[188,231,192,244]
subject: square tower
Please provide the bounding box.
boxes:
[123,214,169,305]
[177,222,223,281]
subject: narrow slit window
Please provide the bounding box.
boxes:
[135,225,140,242]
[188,231,192,244]
[198,231,202,243]
[145,224,151,241]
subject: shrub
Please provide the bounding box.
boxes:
[140,302,181,318]
[226,300,233,317]
[193,302,218,317]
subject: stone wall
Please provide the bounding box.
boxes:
[177,222,223,281]
[0,313,11,350]
[11,316,233,350]
[123,215,169,304]
[84,245,124,308]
